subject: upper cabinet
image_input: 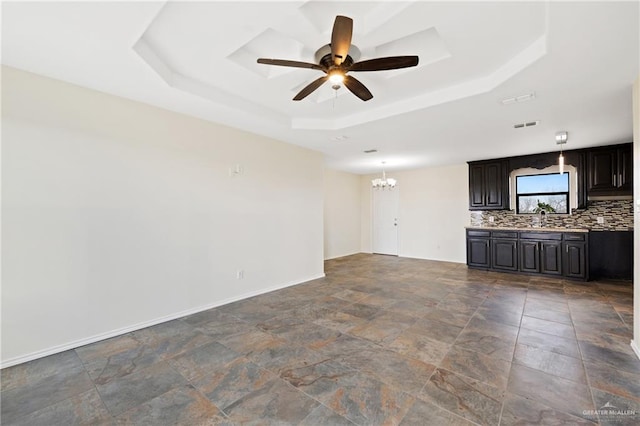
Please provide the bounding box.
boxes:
[587,143,633,195]
[468,160,509,210]
[468,143,632,210]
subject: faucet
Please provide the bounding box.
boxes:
[539,210,547,227]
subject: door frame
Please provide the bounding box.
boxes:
[371,186,400,256]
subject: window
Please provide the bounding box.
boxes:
[516,172,569,214]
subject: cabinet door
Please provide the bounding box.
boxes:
[469,165,485,208]
[563,242,587,279]
[492,239,518,271]
[588,149,616,192]
[467,238,490,268]
[519,241,540,273]
[540,241,562,275]
[618,145,633,192]
[484,162,504,208]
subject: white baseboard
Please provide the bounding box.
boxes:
[398,253,467,265]
[324,251,361,261]
[0,273,325,369]
[631,340,640,361]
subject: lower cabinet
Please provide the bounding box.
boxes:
[589,231,633,279]
[563,241,588,279]
[519,232,563,276]
[540,241,563,275]
[467,229,589,280]
[491,233,518,271]
[519,241,539,273]
[467,230,491,268]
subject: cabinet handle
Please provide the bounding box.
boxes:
[619,173,622,187]
[566,245,569,253]
[613,174,616,187]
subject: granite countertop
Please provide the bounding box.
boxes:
[466,226,589,233]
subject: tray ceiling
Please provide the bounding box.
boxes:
[2,1,638,173]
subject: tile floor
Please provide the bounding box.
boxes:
[1,254,638,425]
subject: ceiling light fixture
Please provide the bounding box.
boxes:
[328,69,345,85]
[372,161,397,189]
[555,131,568,174]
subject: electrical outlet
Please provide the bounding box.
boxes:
[236,269,244,280]
[229,164,243,177]
[596,217,604,224]
[488,216,495,223]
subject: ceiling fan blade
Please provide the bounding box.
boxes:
[331,15,353,65]
[349,56,419,72]
[257,58,326,71]
[343,75,373,101]
[293,76,329,101]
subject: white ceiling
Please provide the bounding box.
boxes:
[2,1,638,174]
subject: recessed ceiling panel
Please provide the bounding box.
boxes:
[299,1,379,34]
[3,1,635,173]
[228,28,306,79]
[136,1,554,129]
[374,27,451,78]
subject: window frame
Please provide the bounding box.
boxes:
[515,171,570,214]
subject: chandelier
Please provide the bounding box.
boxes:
[371,162,397,189]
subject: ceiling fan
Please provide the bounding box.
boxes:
[257,15,419,102]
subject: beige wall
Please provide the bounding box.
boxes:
[323,168,361,259]
[1,67,325,366]
[360,164,469,263]
[633,74,640,359]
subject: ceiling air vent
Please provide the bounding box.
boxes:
[501,92,536,105]
[364,149,378,154]
[514,120,539,129]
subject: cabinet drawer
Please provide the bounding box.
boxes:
[519,232,563,241]
[492,231,517,239]
[467,230,491,237]
[564,233,586,241]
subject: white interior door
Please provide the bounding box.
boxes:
[372,188,399,255]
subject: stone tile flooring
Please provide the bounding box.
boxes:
[1,254,638,425]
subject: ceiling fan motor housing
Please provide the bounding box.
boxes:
[314,44,361,66]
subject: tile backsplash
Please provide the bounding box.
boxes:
[470,200,634,231]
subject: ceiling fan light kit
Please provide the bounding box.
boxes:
[257,15,419,102]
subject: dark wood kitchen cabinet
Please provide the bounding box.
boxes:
[540,241,563,275]
[467,229,589,280]
[519,240,540,273]
[491,232,518,271]
[587,143,633,195]
[466,230,491,268]
[563,234,588,280]
[468,160,509,210]
[589,231,633,279]
[519,232,563,276]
